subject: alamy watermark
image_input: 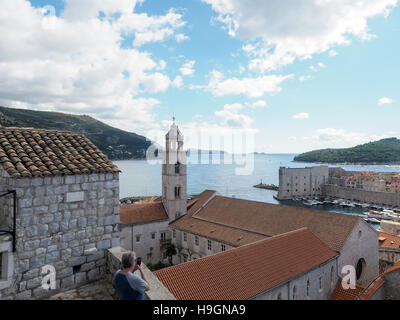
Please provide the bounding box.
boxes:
[146,128,256,176]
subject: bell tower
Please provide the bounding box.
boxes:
[162,119,187,221]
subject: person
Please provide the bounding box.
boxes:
[114,251,150,300]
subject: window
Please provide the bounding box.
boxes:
[306,279,311,298]
[160,232,166,241]
[292,286,297,300]
[151,233,156,240]
[135,235,141,242]
[319,277,323,291]
[207,240,212,250]
[195,236,199,246]
[175,186,181,199]
[183,232,187,242]
[356,259,365,280]
[277,293,282,300]
[183,254,187,262]
[175,162,180,174]
[175,212,180,219]
[358,230,362,239]
[330,266,335,284]
[221,244,226,252]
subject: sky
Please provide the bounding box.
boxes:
[0,0,399,153]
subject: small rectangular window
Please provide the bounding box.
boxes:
[207,240,212,250]
[136,235,141,242]
[184,232,187,242]
[160,232,166,241]
[151,233,156,240]
[221,244,226,252]
[195,236,199,246]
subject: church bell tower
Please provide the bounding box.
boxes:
[162,119,187,221]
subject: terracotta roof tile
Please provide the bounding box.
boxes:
[0,127,120,178]
[171,192,361,252]
[331,280,364,300]
[154,228,338,300]
[120,202,168,225]
[378,232,400,249]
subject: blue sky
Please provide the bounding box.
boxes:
[1,0,399,153]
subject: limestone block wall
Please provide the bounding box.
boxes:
[382,269,400,300]
[0,171,120,299]
[119,220,170,264]
[252,258,338,300]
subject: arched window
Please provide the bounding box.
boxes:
[356,258,366,280]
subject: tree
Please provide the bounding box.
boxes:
[165,244,177,266]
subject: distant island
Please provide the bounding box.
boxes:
[0,106,151,160]
[294,138,400,164]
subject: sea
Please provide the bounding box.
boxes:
[115,153,400,230]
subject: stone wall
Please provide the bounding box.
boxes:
[0,170,120,299]
[322,184,400,207]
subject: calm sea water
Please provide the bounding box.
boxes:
[115,154,400,230]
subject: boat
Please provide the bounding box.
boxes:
[253,180,279,191]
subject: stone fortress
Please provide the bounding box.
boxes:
[277,166,400,208]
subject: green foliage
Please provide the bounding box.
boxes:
[0,106,151,160]
[294,138,400,164]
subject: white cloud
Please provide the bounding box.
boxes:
[198,70,293,98]
[328,50,339,57]
[180,60,196,76]
[245,100,268,108]
[318,62,326,68]
[175,33,190,43]
[172,75,183,88]
[203,0,397,71]
[378,97,394,105]
[292,113,310,119]
[215,103,253,128]
[0,0,187,132]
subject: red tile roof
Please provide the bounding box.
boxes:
[120,202,168,225]
[171,191,363,252]
[154,228,338,300]
[331,280,364,300]
[0,127,120,177]
[378,232,400,249]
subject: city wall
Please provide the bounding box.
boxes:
[322,184,400,208]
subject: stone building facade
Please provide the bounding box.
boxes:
[277,166,329,200]
[0,128,120,299]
